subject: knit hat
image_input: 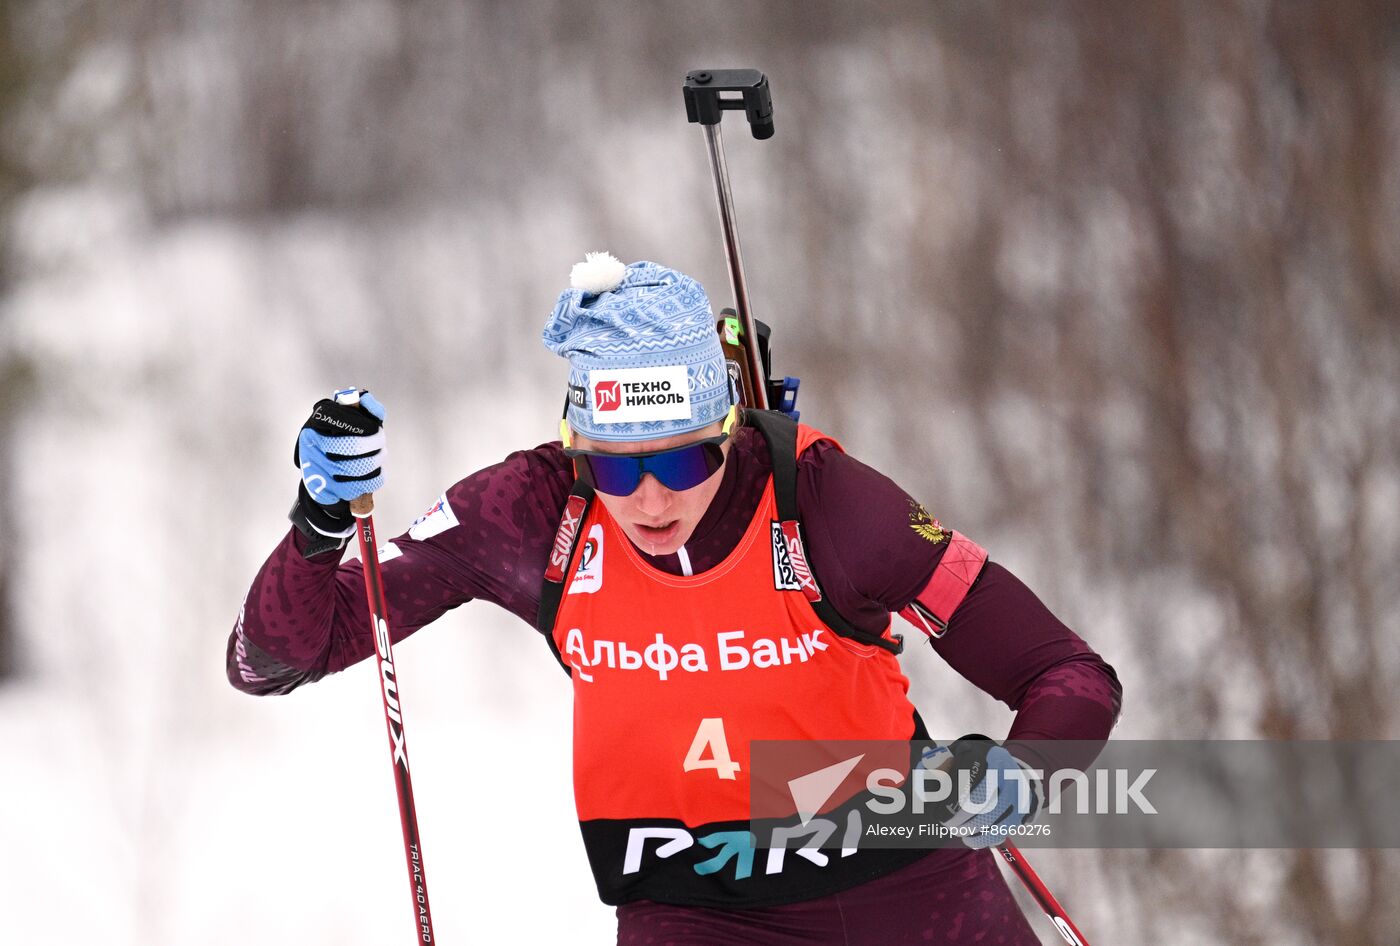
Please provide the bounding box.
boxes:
[541,253,731,443]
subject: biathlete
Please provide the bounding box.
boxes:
[227,253,1122,944]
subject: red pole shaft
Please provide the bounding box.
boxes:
[996,843,1091,946]
[354,506,438,943]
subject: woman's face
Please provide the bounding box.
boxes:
[570,419,730,556]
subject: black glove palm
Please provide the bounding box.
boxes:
[289,388,386,555]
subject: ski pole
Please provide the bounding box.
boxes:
[922,742,1093,944]
[995,842,1092,946]
[340,391,437,943]
[684,67,774,409]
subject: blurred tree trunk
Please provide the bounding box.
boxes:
[0,0,33,681]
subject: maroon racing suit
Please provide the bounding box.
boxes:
[228,422,1122,944]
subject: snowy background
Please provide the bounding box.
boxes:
[1,1,1398,943]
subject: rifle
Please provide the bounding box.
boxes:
[683,68,799,419]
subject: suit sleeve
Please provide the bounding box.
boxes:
[226,443,572,695]
[796,440,1123,762]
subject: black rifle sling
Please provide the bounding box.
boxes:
[743,410,903,655]
[537,478,596,676]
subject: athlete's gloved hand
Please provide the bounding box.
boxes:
[918,734,1042,849]
[288,388,386,549]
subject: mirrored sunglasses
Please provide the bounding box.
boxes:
[561,406,738,496]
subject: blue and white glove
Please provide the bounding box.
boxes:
[919,735,1042,849]
[289,388,386,553]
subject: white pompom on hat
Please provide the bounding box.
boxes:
[569,251,627,294]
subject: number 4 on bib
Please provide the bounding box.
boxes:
[683,717,741,780]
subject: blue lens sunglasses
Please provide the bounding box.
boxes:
[560,403,739,496]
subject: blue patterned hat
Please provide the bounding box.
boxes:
[541,253,730,443]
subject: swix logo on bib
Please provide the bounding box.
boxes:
[771,522,801,592]
[408,492,459,541]
[590,365,691,424]
[771,521,822,602]
[568,524,605,595]
[545,494,589,583]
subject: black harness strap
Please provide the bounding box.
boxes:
[744,410,904,655]
[537,478,596,676]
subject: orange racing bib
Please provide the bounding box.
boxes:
[548,424,928,906]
